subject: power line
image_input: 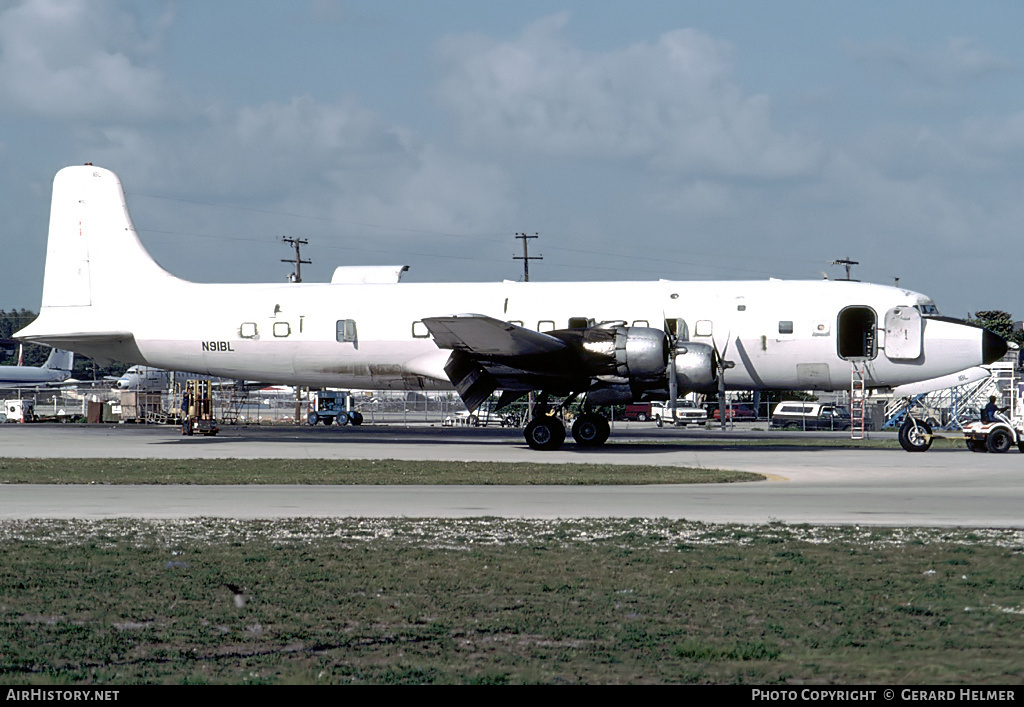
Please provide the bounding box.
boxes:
[131,192,832,280]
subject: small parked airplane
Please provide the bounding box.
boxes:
[0,347,74,388]
[16,165,1007,449]
[115,364,262,392]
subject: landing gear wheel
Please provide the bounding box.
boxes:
[898,419,933,452]
[967,439,987,453]
[986,428,1012,454]
[524,416,566,451]
[571,414,610,447]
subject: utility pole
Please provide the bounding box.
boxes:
[514,232,543,423]
[514,232,542,281]
[281,236,311,283]
[830,257,859,282]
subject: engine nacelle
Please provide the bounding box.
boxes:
[672,342,716,392]
[552,323,715,399]
[570,324,668,380]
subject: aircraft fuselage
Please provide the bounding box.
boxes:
[54,276,992,396]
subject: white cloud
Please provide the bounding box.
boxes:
[0,0,175,121]
[436,13,822,178]
[86,94,514,238]
[0,0,515,289]
[849,37,1015,86]
[964,112,1024,155]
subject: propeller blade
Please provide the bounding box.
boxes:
[669,357,678,422]
[711,331,733,430]
[664,314,679,423]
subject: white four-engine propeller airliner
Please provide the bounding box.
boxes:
[16,165,1006,449]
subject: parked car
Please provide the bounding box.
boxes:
[449,409,519,427]
[770,402,856,431]
[622,403,654,421]
[651,400,708,427]
[710,403,757,421]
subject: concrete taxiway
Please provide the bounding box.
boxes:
[2,423,1022,527]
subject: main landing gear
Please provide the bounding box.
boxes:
[571,413,611,447]
[522,394,611,451]
[524,415,566,451]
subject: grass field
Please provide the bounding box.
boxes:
[1,518,1022,684]
[0,458,760,485]
[1,454,1020,684]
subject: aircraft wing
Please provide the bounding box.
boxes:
[422,315,578,411]
[422,314,566,356]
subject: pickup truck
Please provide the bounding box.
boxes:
[651,400,708,427]
[770,402,853,431]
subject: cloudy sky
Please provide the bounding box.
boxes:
[2,0,1023,318]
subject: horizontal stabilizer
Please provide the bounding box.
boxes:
[16,330,134,348]
[15,330,143,367]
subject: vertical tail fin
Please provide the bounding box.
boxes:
[39,165,180,309]
[42,348,74,372]
[18,165,183,348]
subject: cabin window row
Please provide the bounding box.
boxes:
[238,322,293,338]
[237,319,358,343]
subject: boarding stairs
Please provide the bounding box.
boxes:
[850,361,868,439]
[221,384,252,424]
[883,355,1014,430]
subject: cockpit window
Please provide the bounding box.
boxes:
[914,302,940,316]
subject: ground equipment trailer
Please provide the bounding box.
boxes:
[899,411,1024,453]
[307,390,363,426]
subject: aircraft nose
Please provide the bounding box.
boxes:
[982,329,1009,365]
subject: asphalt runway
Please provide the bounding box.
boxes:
[2,422,1023,527]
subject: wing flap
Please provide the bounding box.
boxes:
[444,350,499,412]
[423,315,576,411]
